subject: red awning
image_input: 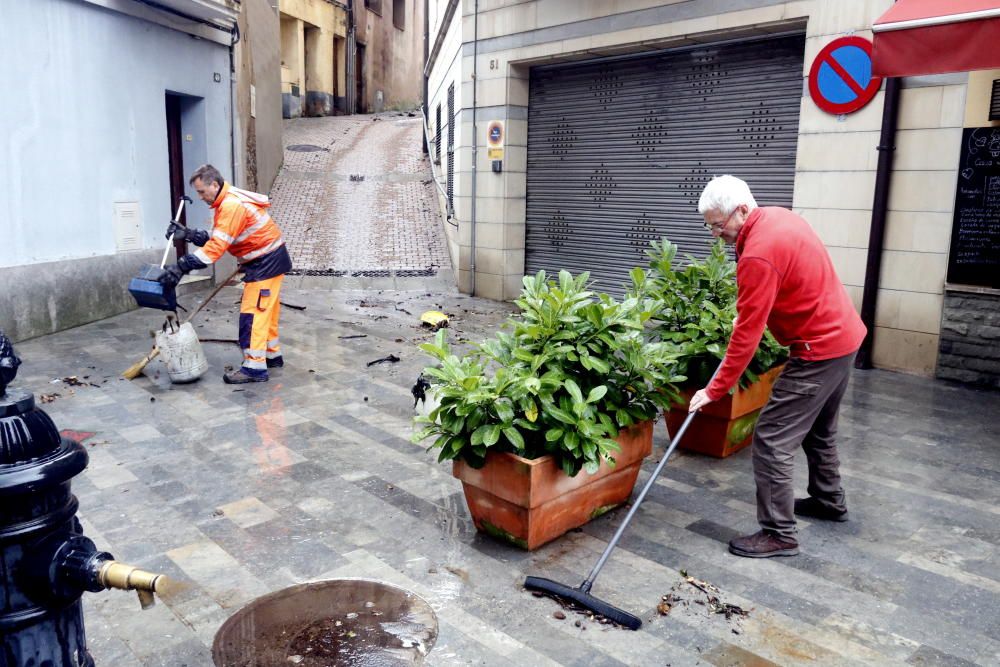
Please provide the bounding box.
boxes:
[872,0,1000,77]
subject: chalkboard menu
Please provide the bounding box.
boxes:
[947,127,1000,288]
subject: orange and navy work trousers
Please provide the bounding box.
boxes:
[239,275,284,378]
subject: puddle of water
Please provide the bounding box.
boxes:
[213,578,437,667]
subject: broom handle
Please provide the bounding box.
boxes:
[581,365,723,592]
[124,267,240,377]
[160,199,188,268]
[180,266,241,325]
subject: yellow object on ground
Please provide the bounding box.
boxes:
[420,311,449,331]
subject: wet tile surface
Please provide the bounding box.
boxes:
[10,282,1000,666]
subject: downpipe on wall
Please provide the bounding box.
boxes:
[855,76,901,369]
[230,23,241,187]
[422,0,429,155]
[470,0,478,296]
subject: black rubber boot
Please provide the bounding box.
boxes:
[223,369,268,384]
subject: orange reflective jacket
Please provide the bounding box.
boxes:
[193,183,285,268]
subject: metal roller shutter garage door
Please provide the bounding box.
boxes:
[525,35,806,294]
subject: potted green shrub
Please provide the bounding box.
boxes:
[629,239,788,458]
[412,270,684,550]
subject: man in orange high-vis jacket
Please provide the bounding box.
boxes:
[159,164,293,384]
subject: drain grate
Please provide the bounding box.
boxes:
[285,268,438,278]
[287,144,328,152]
[396,268,437,277]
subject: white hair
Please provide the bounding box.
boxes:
[697,175,758,216]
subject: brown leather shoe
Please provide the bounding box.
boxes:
[794,497,848,522]
[728,530,799,558]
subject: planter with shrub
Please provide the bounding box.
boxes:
[630,240,788,457]
[413,270,684,549]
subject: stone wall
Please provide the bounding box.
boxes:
[937,287,1000,388]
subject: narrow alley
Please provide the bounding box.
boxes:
[273,114,450,277]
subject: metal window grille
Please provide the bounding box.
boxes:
[435,103,442,164]
[990,79,1000,121]
[447,83,455,213]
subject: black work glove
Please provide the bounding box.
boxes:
[166,222,210,246]
[158,264,185,288]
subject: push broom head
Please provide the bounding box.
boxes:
[524,576,642,630]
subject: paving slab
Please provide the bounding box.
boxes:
[8,281,1000,666]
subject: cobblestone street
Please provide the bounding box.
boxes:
[272,114,451,276]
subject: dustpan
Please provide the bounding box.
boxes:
[129,197,190,311]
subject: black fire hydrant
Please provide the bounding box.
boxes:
[0,332,166,667]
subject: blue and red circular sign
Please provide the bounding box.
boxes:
[808,36,882,115]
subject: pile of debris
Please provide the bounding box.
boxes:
[657,571,751,634]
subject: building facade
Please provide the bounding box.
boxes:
[425,0,1000,384]
[353,0,427,112]
[278,0,424,117]
[236,0,286,193]
[278,0,349,117]
[1,0,283,343]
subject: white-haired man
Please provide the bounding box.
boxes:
[688,175,866,558]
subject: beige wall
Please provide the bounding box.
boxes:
[279,0,347,114]
[791,0,967,376]
[235,0,284,193]
[355,0,425,112]
[428,0,975,377]
[280,16,304,93]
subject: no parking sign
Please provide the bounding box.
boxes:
[808,36,882,115]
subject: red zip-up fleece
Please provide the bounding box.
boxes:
[705,207,867,401]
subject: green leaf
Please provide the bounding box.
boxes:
[483,424,501,447]
[503,427,525,450]
[586,385,608,404]
[565,430,579,450]
[545,428,564,442]
[587,357,610,374]
[496,401,515,423]
[547,406,576,425]
[471,425,489,446]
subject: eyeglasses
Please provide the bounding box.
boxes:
[704,207,740,231]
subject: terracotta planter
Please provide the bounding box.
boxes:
[452,420,654,550]
[665,364,784,458]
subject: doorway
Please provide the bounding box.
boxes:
[165,93,188,258]
[356,43,366,113]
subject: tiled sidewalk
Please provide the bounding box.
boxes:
[11,282,1000,666]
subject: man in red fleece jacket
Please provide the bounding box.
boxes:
[688,175,867,558]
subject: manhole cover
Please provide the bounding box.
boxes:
[287,144,328,152]
[212,579,437,666]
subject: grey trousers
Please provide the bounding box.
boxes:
[752,351,856,537]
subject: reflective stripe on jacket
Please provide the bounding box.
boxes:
[193,183,287,271]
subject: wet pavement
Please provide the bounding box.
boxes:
[12,281,1000,666]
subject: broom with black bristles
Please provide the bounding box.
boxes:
[525,365,721,630]
[122,267,241,380]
